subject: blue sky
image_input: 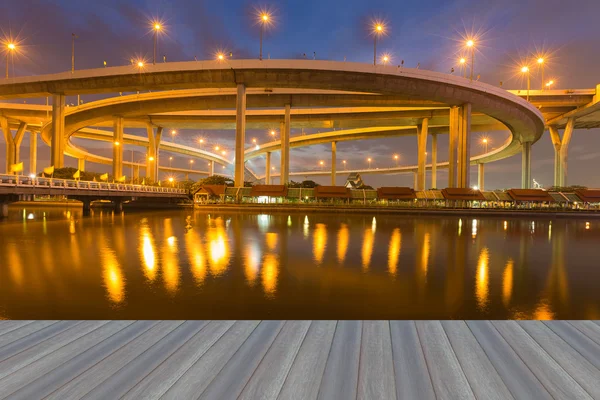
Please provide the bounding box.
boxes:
[1,0,600,188]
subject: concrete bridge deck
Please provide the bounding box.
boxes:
[0,320,598,399]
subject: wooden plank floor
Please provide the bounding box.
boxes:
[0,321,598,399]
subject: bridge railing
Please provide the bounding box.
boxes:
[0,174,186,194]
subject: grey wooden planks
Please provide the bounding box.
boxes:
[0,321,73,359]
[198,320,285,399]
[466,320,553,399]
[0,321,34,338]
[0,320,107,381]
[518,321,600,399]
[492,321,592,399]
[441,321,513,400]
[277,320,337,400]
[0,321,57,348]
[543,321,600,370]
[121,320,235,400]
[568,320,600,346]
[0,320,138,399]
[415,321,475,400]
[81,321,206,400]
[238,320,311,400]
[357,321,396,400]
[161,320,260,399]
[389,321,435,400]
[46,321,177,400]
[317,320,362,400]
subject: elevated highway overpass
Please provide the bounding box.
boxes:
[2,60,597,190]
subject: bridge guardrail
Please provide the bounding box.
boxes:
[0,174,186,194]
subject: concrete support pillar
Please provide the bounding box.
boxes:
[448,106,459,188]
[265,152,271,184]
[413,171,418,190]
[29,132,37,175]
[521,142,532,189]
[78,158,86,172]
[112,116,124,179]
[331,141,337,186]
[560,118,574,187]
[281,104,291,185]
[209,161,214,177]
[82,199,91,216]
[416,118,428,191]
[234,83,247,187]
[51,94,66,168]
[431,133,437,189]
[146,124,162,182]
[477,163,485,191]
[113,200,123,213]
[1,119,26,174]
[456,103,472,189]
[549,126,562,187]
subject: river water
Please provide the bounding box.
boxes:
[0,206,598,319]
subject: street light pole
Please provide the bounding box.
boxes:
[152,23,161,65]
[259,14,269,61]
[6,43,16,79]
[537,58,545,90]
[71,33,78,73]
[466,40,475,82]
[373,24,384,66]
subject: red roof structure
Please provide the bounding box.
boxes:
[574,189,600,203]
[314,186,351,198]
[249,185,288,197]
[507,189,554,202]
[441,188,486,201]
[377,187,417,200]
[195,185,226,196]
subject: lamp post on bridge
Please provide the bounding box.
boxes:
[152,23,161,65]
[372,22,385,66]
[521,66,531,101]
[5,43,16,79]
[466,39,475,82]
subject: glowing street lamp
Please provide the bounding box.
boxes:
[367,157,372,169]
[198,138,204,144]
[481,138,489,153]
[169,156,173,167]
[171,129,176,143]
[546,80,554,89]
[6,43,16,78]
[221,150,226,156]
[373,22,385,66]
[152,22,161,65]
[521,65,531,101]
[319,160,324,170]
[258,12,271,61]
[168,177,174,187]
[148,156,155,162]
[459,57,467,78]
[537,57,545,90]
[216,52,225,61]
[394,154,399,167]
[215,146,220,151]
[343,160,347,170]
[380,53,391,65]
[466,39,475,82]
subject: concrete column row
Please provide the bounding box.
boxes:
[549,117,575,187]
[416,118,428,191]
[265,152,271,184]
[431,133,437,189]
[456,103,472,189]
[280,104,291,185]
[1,118,27,174]
[331,141,337,186]
[234,83,246,187]
[522,142,532,189]
[30,132,37,175]
[51,94,66,168]
[146,124,163,182]
[478,163,485,191]
[113,116,124,179]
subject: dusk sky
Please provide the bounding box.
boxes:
[1,0,599,189]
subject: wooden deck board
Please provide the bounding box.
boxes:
[277,320,336,400]
[357,321,396,400]
[389,321,435,400]
[441,320,513,400]
[492,321,591,400]
[317,320,362,400]
[0,320,596,399]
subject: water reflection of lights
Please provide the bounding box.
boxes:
[287,216,292,227]
[337,224,349,264]
[262,254,279,296]
[586,222,590,230]
[303,216,309,239]
[69,219,76,234]
[207,221,230,276]
[530,221,535,234]
[502,259,514,307]
[533,301,554,320]
[503,221,507,231]
[258,214,270,232]
[6,243,24,287]
[420,233,430,277]
[266,232,278,251]
[162,237,180,294]
[475,247,490,311]
[471,219,478,238]
[313,223,327,264]
[100,245,125,304]
[27,213,34,220]
[548,222,552,241]
[244,243,261,285]
[139,222,157,281]
[388,228,401,276]
[185,230,206,285]
[372,217,377,233]
[458,219,462,236]
[362,228,374,271]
